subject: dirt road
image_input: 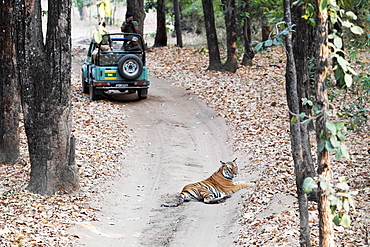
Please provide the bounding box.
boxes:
[71,75,256,246]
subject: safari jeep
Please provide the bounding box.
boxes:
[81,33,149,100]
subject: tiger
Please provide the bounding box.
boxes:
[161,158,253,207]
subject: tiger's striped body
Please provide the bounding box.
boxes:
[161,159,253,207]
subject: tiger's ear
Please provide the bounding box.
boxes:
[220,160,225,165]
[232,158,237,162]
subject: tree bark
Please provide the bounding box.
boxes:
[241,0,254,66]
[127,0,146,36]
[291,1,316,200]
[0,0,21,164]
[15,0,79,195]
[261,14,270,41]
[173,0,183,48]
[314,0,334,246]
[154,0,167,47]
[223,0,238,73]
[201,0,222,70]
[283,1,312,246]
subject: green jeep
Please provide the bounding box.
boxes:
[81,33,150,100]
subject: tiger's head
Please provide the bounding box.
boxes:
[220,158,238,179]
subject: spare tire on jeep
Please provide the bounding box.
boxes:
[118,54,143,80]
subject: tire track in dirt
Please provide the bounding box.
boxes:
[71,76,255,247]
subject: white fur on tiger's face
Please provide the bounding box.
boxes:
[161,158,254,207]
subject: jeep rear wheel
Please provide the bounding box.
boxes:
[89,84,100,101]
[137,88,148,99]
[118,54,143,80]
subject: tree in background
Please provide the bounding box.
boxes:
[127,0,146,35]
[240,0,255,66]
[223,0,238,72]
[201,0,222,70]
[173,0,183,47]
[0,0,21,165]
[14,0,79,195]
[154,0,167,46]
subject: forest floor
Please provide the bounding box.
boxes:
[0,22,369,246]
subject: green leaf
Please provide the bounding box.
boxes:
[336,56,348,71]
[254,42,264,52]
[326,122,337,134]
[333,215,340,226]
[335,147,343,160]
[330,135,340,148]
[319,0,328,12]
[341,214,351,227]
[344,73,353,87]
[342,20,352,28]
[336,182,349,191]
[343,198,350,212]
[348,197,356,211]
[264,40,273,47]
[318,139,325,152]
[347,66,358,76]
[350,26,364,35]
[313,105,321,115]
[333,36,343,49]
[334,122,345,131]
[299,112,306,119]
[320,181,329,191]
[337,131,345,141]
[291,116,298,125]
[303,177,317,194]
[339,144,349,159]
[325,140,335,153]
[346,11,357,20]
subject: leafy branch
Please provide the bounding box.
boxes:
[303,176,357,227]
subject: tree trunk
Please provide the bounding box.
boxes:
[223,0,238,73]
[241,0,254,66]
[291,1,317,201]
[127,0,146,36]
[201,0,222,70]
[0,0,21,164]
[173,0,183,48]
[154,0,167,47]
[261,14,270,41]
[314,1,334,246]
[283,1,312,246]
[15,0,79,195]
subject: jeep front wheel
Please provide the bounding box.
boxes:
[81,71,89,94]
[118,54,143,80]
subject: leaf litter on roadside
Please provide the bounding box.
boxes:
[0,44,369,246]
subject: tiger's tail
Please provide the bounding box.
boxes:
[161,194,185,207]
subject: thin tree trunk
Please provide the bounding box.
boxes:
[201,0,222,70]
[291,1,317,201]
[283,1,312,246]
[261,14,270,41]
[223,0,238,72]
[314,0,334,245]
[0,0,20,164]
[16,0,79,195]
[241,0,254,66]
[154,0,167,47]
[173,0,183,48]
